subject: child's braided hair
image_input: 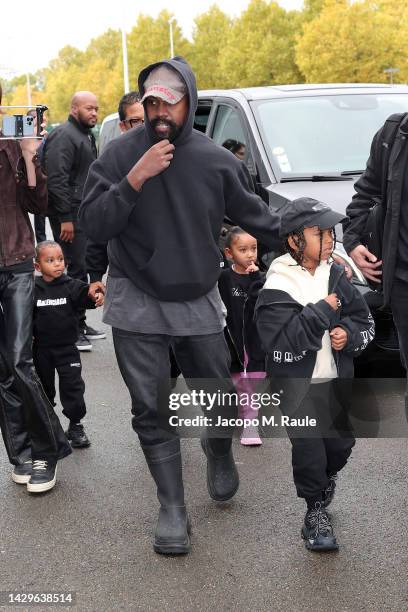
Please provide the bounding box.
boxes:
[284,226,337,268]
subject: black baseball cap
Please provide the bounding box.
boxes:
[279,197,347,238]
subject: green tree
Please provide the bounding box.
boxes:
[190,5,232,89]
[42,46,85,122]
[296,0,408,83]
[220,0,302,88]
[126,11,192,91]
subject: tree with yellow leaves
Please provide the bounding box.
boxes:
[296,0,408,84]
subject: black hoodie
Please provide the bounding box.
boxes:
[79,57,281,302]
[33,275,95,347]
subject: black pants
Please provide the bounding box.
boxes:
[281,381,355,501]
[390,278,408,419]
[0,313,31,465]
[49,209,87,330]
[112,329,234,446]
[0,271,71,463]
[33,344,86,423]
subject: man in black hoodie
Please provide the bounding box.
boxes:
[79,58,282,555]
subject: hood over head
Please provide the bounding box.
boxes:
[138,56,197,145]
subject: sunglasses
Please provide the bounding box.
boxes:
[124,118,144,128]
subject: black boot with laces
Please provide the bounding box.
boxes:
[302,501,338,551]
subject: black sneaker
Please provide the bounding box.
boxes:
[11,460,32,484]
[66,422,91,448]
[82,325,106,340]
[76,332,92,352]
[301,502,339,551]
[323,473,337,508]
[27,460,57,493]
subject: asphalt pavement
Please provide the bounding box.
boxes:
[1,307,407,612]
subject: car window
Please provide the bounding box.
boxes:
[251,93,408,176]
[194,100,212,133]
[212,104,247,153]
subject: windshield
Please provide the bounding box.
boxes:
[251,93,408,177]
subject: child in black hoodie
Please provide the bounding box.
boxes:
[218,227,266,446]
[33,241,104,448]
[256,198,374,552]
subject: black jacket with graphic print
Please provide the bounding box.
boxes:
[218,267,265,372]
[33,275,95,347]
[255,263,374,380]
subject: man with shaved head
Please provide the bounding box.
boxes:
[45,91,105,446]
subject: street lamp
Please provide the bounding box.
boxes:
[26,73,32,107]
[121,1,130,93]
[168,17,175,58]
[121,27,130,93]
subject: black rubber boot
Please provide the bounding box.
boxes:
[201,436,239,502]
[142,439,191,555]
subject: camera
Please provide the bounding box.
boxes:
[0,105,48,139]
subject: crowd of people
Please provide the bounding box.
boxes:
[0,56,406,555]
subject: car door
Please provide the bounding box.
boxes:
[195,98,272,265]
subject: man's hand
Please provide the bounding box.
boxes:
[330,326,348,351]
[324,293,339,310]
[60,222,75,242]
[88,281,105,307]
[20,122,47,156]
[332,254,353,280]
[245,262,259,273]
[349,245,382,284]
[127,140,175,191]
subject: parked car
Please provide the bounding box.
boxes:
[195,83,408,374]
[99,83,408,373]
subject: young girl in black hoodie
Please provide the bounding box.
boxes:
[256,198,374,552]
[218,227,266,446]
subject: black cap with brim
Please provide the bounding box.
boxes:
[278,197,347,237]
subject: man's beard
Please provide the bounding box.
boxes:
[77,112,96,129]
[150,118,181,142]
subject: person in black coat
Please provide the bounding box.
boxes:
[79,57,282,555]
[256,198,375,552]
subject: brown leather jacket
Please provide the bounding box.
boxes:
[0,139,47,268]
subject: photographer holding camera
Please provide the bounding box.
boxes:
[0,84,71,493]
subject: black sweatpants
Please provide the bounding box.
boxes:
[281,380,355,502]
[33,344,86,423]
